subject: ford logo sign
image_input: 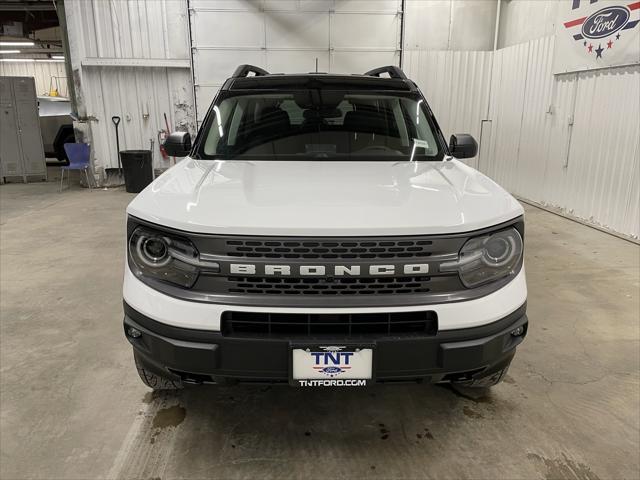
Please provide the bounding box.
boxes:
[581,6,630,39]
[321,367,343,375]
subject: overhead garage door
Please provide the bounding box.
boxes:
[189,0,404,123]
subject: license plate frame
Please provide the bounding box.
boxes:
[289,342,375,387]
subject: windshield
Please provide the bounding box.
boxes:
[197,90,444,161]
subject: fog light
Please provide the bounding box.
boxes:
[127,326,142,338]
[510,326,524,337]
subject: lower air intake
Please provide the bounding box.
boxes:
[221,311,438,337]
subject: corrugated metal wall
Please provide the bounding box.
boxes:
[404,50,493,170]
[64,0,195,180]
[405,36,639,239]
[483,36,639,239]
[552,66,639,237]
[58,0,638,237]
[0,61,68,98]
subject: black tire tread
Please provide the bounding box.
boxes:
[134,354,183,390]
[456,365,509,388]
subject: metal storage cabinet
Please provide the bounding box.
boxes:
[0,76,47,183]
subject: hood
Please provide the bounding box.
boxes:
[127,158,523,236]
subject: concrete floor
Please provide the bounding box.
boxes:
[1,180,638,480]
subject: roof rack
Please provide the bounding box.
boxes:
[232,64,269,78]
[363,66,407,80]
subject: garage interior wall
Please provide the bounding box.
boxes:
[63,0,196,182]
[497,0,559,48]
[189,0,403,124]
[402,0,496,171]
[403,0,639,239]
[0,61,68,98]
[483,39,639,239]
[58,0,638,238]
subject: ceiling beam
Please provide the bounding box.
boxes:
[0,3,57,11]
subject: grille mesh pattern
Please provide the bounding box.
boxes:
[221,311,438,337]
[226,239,433,259]
[189,234,469,301]
[227,276,432,295]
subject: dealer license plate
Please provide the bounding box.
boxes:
[290,345,373,387]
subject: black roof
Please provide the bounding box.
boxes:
[222,65,417,92]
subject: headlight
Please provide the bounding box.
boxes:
[441,227,523,288]
[128,226,201,288]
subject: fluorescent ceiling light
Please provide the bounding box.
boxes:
[0,41,35,47]
[0,58,64,63]
[51,55,64,60]
[0,50,20,54]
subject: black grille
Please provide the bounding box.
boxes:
[221,311,438,337]
[129,216,524,308]
[190,233,469,302]
[225,239,433,259]
[226,275,432,295]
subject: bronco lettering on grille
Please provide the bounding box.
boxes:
[229,263,429,276]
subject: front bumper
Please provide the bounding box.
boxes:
[124,302,527,385]
[123,264,528,331]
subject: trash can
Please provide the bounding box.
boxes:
[120,150,153,193]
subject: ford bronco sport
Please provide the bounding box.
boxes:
[123,65,527,389]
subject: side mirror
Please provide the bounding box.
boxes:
[164,131,191,157]
[449,134,478,159]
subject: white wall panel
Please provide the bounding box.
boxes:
[403,0,452,51]
[403,18,638,238]
[189,0,402,121]
[69,0,190,60]
[266,12,329,48]
[193,49,264,87]
[561,66,640,237]
[334,0,398,12]
[513,35,555,200]
[331,51,399,75]
[64,0,195,179]
[80,67,194,172]
[62,0,638,235]
[538,73,576,206]
[480,37,640,239]
[330,13,400,49]
[267,50,330,74]
[403,49,493,169]
[483,42,529,188]
[192,11,264,48]
[449,0,498,51]
[0,61,68,98]
[497,0,558,49]
[404,0,497,52]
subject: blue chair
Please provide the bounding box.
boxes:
[61,143,92,192]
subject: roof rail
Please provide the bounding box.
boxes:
[232,64,269,78]
[363,66,407,80]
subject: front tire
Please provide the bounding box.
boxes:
[454,365,510,388]
[134,352,183,390]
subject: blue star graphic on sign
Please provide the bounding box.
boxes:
[595,44,604,59]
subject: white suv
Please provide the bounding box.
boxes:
[123,65,527,389]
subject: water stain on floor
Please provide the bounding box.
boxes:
[527,453,601,480]
[462,406,483,419]
[416,428,435,440]
[152,405,187,430]
[142,392,159,404]
[442,384,493,404]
